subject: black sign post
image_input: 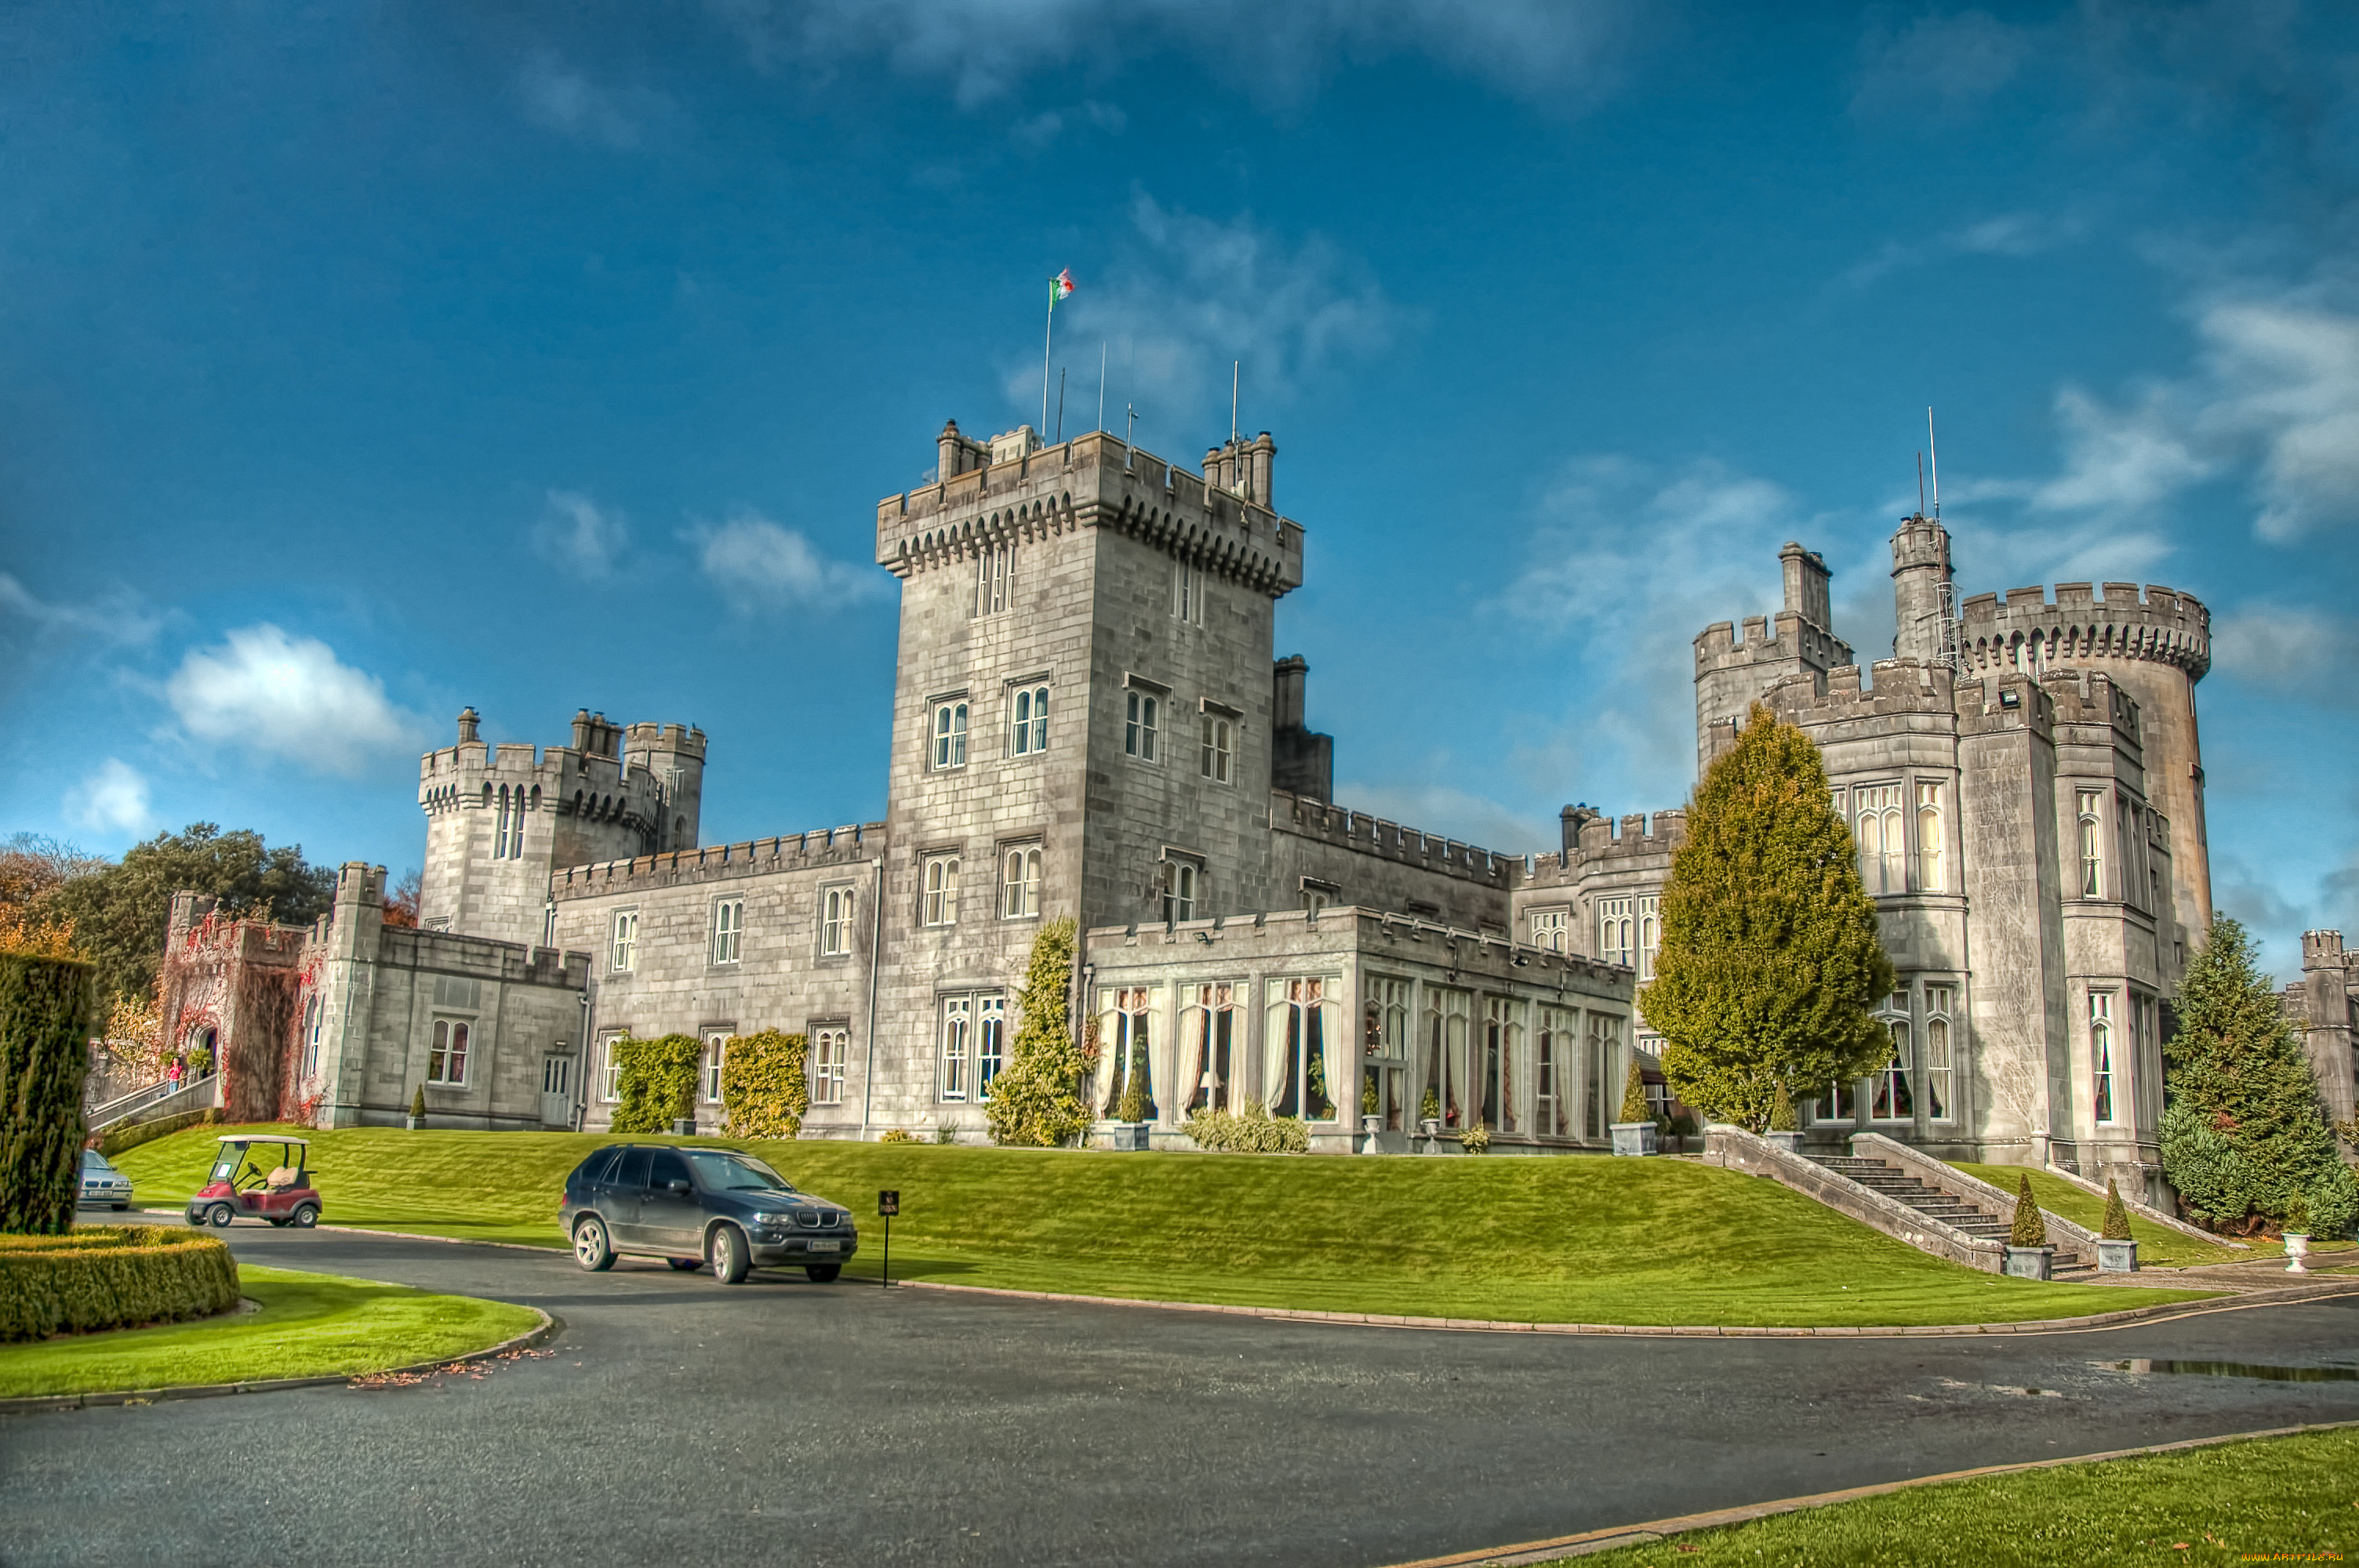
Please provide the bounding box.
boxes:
[877,1190,900,1289]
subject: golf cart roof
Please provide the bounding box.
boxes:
[216,1134,309,1146]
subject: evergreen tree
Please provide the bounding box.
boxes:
[1643,703,1895,1131]
[2160,917,2359,1238]
[2008,1172,2048,1248]
[985,918,1090,1148]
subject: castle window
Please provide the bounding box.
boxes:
[1870,993,1913,1122]
[1535,1007,1572,1137]
[932,702,969,771]
[703,1030,729,1104]
[2077,789,2105,898]
[301,996,324,1081]
[427,1019,470,1086]
[1267,976,1340,1122]
[1200,714,1233,783]
[1011,685,1049,756]
[1529,908,1568,953]
[1596,898,1634,968]
[1585,1012,1617,1138]
[1172,559,1203,625]
[1300,877,1338,916]
[1916,782,1945,892]
[711,899,743,965]
[609,909,638,972]
[975,543,1012,617]
[1855,785,1904,895]
[493,787,511,860]
[940,991,1003,1104]
[2091,990,2118,1123]
[1001,844,1041,919]
[1481,996,1524,1134]
[1096,986,1160,1121]
[921,854,961,927]
[820,884,855,956]
[940,993,972,1102]
[810,1025,848,1106]
[1125,691,1160,761]
[1160,857,1198,923]
[600,1033,624,1102]
[1183,982,1244,1115]
[1924,984,1954,1121]
[1424,986,1473,1129]
[1637,895,1661,982]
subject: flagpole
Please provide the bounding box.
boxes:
[1041,281,1054,439]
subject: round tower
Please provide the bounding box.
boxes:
[1890,514,1953,661]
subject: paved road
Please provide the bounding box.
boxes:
[6,1227,2359,1568]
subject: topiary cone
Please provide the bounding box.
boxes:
[1619,1060,1651,1125]
[1768,1081,1798,1133]
[2101,1178,2133,1242]
[2009,1172,2048,1248]
[409,1084,426,1120]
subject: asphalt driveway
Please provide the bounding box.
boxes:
[5,1225,2358,1567]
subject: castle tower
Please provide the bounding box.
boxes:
[623,722,707,853]
[1692,542,1852,772]
[1891,514,1954,662]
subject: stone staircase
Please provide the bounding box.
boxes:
[1809,1152,2094,1277]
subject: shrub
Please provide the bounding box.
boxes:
[720,1030,808,1139]
[1419,1087,1440,1123]
[0,1225,238,1341]
[932,1123,958,1145]
[409,1085,425,1120]
[1460,1123,1492,1155]
[1115,1034,1154,1123]
[985,919,1090,1148]
[2101,1178,2133,1242]
[1618,1060,1651,1126]
[1,951,97,1235]
[610,1034,701,1134]
[1183,1103,1310,1154]
[2009,1173,2048,1248]
[2285,1194,2313,1237]
[1768,1082,1798,1133]
[878,1128,918,1145]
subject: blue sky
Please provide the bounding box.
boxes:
[3,2,2356,975]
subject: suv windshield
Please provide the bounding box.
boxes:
[682,1151,792,1192]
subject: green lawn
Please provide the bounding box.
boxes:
[0,1265,541,1398]
[1564,1424,2359,1566]
[113,1125,2215,1327]
[1948,1163,2282,1269]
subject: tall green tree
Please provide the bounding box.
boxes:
[1642,702,1895,1131]
[0,952,96,1234]
[33,823,333,1007]
[2160,917,2358,1238]
[986,917,1090,1148]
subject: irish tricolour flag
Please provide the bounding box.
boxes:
[1049,268,1075,308]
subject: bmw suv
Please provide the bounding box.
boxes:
[560,1145,859,1285]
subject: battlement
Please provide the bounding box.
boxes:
[1693,609,1852,676]
[1959,582,2211,680]
[1573,809,1687,861]
[370,924,590,989]
[2303,931,2359,974]
[876,427,1304,601]
[1768,658,1957,724]
[2041,668,2142,740]
[624,721,707,760]
[1269,790,1513,888]
[551,822,887,901]
[417,708,698,832]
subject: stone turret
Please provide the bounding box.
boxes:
[1891,514,1953,662]
[1693,540,1853,773]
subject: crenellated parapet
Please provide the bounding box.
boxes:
[1268,789,1513,888]
[551,823,887,902]
[1765,658,1957,725]
[1960,583,2210,681]
[875,429,1303,599]
[2040,667,2143,745]
[1692,610,1852,680]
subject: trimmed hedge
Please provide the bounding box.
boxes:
[1183,1104,1310,1154]
[97,1106,220,1160]
[719,1030,808,1139]
[610,1033,701,1134]
[0,1225,240,1341]
[2,951,98,1235]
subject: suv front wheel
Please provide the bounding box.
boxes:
[707,1223,751,1285]
[572,1215,616,1272]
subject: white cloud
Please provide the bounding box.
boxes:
[165,626,427,776]
[1021,194,1401,434]
[711,0,1635,108]
[694,510,882,610]
[1842,209,2087,289]
[0,572,159,648]
[2030,384,2212,514]
[2190,299,2359,542]
[2212,604,2359,706]
[534,488,631,578]
[66,758,152,837]
[517,49,671,147]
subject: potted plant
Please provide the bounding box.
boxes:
[2096,1178,2139,1272]
[2002,1172,2055,1279]
[1460,1121,1492,1155]
[2282,1195,2313,1276]
[670,1078,698,1137]
[406,1084,426,1131]
[1764,1082,1801,1152]
[1113,1038,1153,1150]
[1418,1086,1442,1145]
[1609,1061,1658,1156]
[1361,1076,1383,1145]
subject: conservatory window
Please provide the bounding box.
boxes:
[1267,977,1340,1122]
[1180,982,1242,1114]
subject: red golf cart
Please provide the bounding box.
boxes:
[185,1134,322,1229]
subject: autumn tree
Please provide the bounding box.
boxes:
[1642,702,1895,1131]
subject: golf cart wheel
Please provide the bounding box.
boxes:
[291,1203,319,1229]
[666,1257,700,1272]
[572,1214,615,1272]
[186,1211,203,1227]
[804,1264,841,1283]
[205,1203,234,1228]
[708,1224,750,1286]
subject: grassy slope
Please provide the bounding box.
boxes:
[0,1265,540,1398]
[1567,1425,2359,1566]
[115,1126,2212,1327]
[1949,1163,2260,1269]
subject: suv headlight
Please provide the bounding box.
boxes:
[752,1211,795,1226]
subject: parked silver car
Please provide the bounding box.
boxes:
[79,1149,133,1210]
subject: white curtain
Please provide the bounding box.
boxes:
[1315,999,1343,1122]
[1262,995,1290,1109]
[1172,1007,1203,1124]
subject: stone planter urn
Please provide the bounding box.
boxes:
[671,1116,697,1137]
[2002,1244,2056,1280]
[1419,1117,1443,1154]
[2096,1238,2139,1273]
[1360,1114,1385,1153]
[2284,1232,2311,1274]
[1610,1121,1659,1157]
[405,1115,423,1131]
[1111,1122,1151,1152]
[1763,1131,1801,1153]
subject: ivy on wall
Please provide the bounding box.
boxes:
[720,1030,809,1139]
[609,1033,701,1134]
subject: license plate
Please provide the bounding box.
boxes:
[807,1240,841,1253]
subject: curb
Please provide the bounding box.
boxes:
[128,1211,565,1254]
[1379,1417,2359,1566]
[0,1308,562,1418]
[888,1275,2359,1338]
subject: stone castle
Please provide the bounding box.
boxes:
[266,412,2345,1201]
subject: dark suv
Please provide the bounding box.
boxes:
[560,1145,860,1285]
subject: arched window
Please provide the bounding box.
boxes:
[2091,991,2117,1123]
[922,855,961,927]
[2077,789,2105,898]
[1200,715,1232,783]
[1011,686,1049,755]
[932,702,969,770]
[1001,846,1041,918]
[1870,993,1912,1121]
[1855,785,1904,894]
[1924,984,1955,1121]
[1916,782,1944,892]
[1160,860,1196,923]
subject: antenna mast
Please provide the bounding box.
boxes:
[1927,406,1941,520]
[1230,360,1240,442]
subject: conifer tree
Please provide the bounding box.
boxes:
[985,918,1090,1148]
[2159,917,2359,1238]
[1643,702,1895,1131]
